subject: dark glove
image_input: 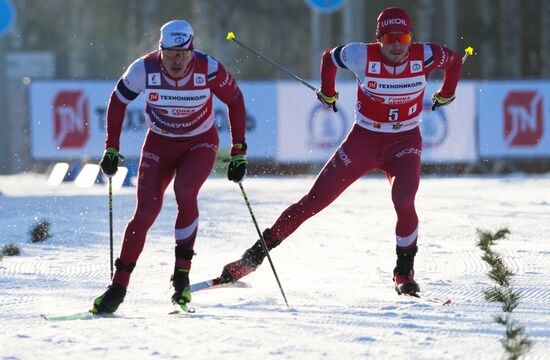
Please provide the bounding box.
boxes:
[100,147,124,177]
[227,155,247,183]
[431,90,456,111]
[315,88,339,112]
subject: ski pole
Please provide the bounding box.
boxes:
[108,177,114,279]
[227,32,316,92]
[238,182,290,308]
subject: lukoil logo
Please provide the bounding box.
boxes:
[380,18,407,27]
[368,81,377,89]
[503,90,543,147]
[53,90,90,149]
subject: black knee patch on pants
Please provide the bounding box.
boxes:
[175,245,195,260]
[115,258,136,273]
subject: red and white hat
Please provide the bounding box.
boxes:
[159,20,194,50]
[376,7,411,38]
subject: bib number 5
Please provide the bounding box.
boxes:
[388,108,399,121]
[388,104,418,121]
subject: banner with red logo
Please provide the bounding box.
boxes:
[276,81,477,163]
[29,81,277,160]
[30,81,146,160]
[478,82,550,157]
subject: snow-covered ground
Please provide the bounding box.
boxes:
[1,173,549,359]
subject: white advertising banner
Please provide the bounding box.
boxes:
[276,81,356,162]
[29,81,145,160]
[29,81,277,160]
[213,81,277,159]
[421,81,477,163]
[276,81,478,163]
[478,81,550,157]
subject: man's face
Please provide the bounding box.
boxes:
[378,32,411,64]
[160,48,193,77]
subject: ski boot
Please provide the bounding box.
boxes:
[171,267,192,309]
[92,282,127,314]
[393,246,420,296]
[220,229,280,282]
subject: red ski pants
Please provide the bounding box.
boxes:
[113,127,219,287]
[269,124,422,247]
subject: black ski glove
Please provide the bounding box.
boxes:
[100,147,124,177]
[227,155,247,183]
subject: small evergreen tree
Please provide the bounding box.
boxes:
[1,244,21,256]
[476,228,532,360]
[29,218,52,243]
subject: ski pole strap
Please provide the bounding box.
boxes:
[175,245,195,260]
[114,258,136,273]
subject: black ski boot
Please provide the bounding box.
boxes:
[92,282,127,314]
[92,258,134,313]
[171,267,192,306]
[220,229,280,282]
[393,246,420,296]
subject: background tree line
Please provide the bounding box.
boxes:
[5,0,550,81]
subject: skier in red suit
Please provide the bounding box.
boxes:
[220,7,462,297]
[93,20,248,313]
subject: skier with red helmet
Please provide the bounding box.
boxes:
[219,7,462,297]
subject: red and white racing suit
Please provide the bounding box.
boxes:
[105,50,246,287]
[267,42,461,251]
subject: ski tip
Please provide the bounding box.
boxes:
[41,310,100,321]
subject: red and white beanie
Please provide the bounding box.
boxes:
[376,7,411,38]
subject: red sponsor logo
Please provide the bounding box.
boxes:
[53,90,89,149]
[368,81,377,89]
[503,91,543,147]
[149,92,159,101]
